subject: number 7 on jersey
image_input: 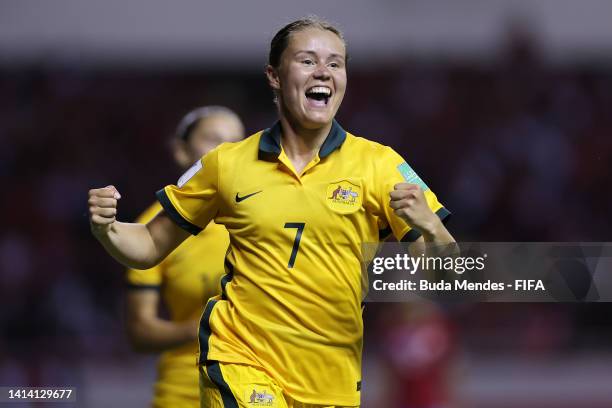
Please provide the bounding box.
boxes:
[284,222,305,268]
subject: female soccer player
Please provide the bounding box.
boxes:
[89,17,455,408]
[124,107,244,408]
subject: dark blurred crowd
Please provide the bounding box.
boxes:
[1,35,611,406]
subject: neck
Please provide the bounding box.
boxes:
[278,115,332,162]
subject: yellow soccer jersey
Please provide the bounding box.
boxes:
[156,120,450,406]
[126,202,229,404]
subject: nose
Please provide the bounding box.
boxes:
[313,63,331,80]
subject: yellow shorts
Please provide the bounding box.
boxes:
[199,361,359,408]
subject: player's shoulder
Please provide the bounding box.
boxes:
[215,130,264,157]
[344,131,397,156]
[135,201,163,224]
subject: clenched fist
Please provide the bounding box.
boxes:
[389,183,439,235]
[88,185,122,235]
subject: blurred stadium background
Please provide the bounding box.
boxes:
[1,1,612,407]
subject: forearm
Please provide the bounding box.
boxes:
[89,187,188,268]
[93,222,160,269]
[419,218,458,258]
[128,318,198,353]
[422,218,455,244]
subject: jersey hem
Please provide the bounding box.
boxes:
[125,283,161,290]
[202,354,361,407]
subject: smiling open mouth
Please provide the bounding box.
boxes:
[305,86,332,106]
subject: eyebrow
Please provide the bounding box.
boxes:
[295,50,345,60]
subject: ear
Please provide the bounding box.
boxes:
[172,139,192,169]
[265,65,281,91]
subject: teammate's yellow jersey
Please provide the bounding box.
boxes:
[126,202,229,407]
[157,120,450,406]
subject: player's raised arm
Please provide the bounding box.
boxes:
[390,182,457,259]
[88,185,190,269]
[389,182,455,244]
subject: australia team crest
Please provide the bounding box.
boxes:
[245,387,275,406]
[326,180,362,214]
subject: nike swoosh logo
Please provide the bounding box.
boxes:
[235,190,262,203]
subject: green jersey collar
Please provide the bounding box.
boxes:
[259,119,347,159]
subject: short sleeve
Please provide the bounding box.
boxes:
[126,264,163,289]
[126,202,164,289]
[156,148,221,235]
[375,146,451,241]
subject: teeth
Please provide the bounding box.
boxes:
[307,86,331,95]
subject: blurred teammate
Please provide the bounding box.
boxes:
[89,17,455,407]
[125,107,244,408]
